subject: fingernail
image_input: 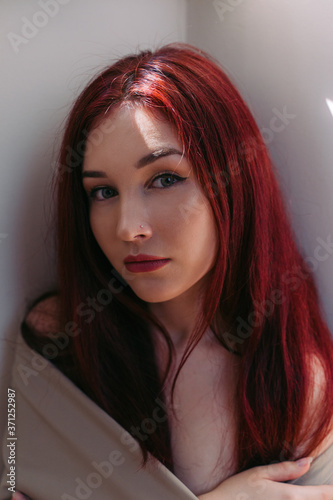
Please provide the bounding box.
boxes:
[296,456,314,467]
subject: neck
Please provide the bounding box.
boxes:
[147,279,210,351]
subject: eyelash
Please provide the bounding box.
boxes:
[87,172,187,201]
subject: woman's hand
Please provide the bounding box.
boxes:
[197,457,333,499]
[12,493,31,500]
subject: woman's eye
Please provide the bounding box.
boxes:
[87,174,186,201]
[151,173,186,189]
[89,186,116,201]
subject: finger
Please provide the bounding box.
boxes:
[12,493,31,500]
[260,457,313,482]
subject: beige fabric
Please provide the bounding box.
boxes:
[0,333,198,500]
[1,333,332,499]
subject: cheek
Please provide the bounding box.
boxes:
[89,213,100,241]
[174,186,212,228]
[190,213,218,265]
[192,196,219,264]
[89,212,112,250]
[172,191,218,261]
[174,187,216,230]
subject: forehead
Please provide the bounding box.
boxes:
[83,105,182,165]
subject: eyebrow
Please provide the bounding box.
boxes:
[82,147,183,178]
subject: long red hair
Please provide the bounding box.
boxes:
[50,43,333,472]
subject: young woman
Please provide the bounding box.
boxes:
[5,43,333,499]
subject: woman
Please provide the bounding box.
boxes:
[4,43,333,499]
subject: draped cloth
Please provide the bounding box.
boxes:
[1,333,332,499]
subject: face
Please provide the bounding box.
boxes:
[82,105,218,304]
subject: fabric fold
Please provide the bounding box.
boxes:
[1,332,332,499]
[1,333,198,500]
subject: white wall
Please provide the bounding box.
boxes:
[0,0,187,463]
[187,0,333,330]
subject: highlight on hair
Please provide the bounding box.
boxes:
[26,43,333,473]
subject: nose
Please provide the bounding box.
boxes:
[116,196,153,241]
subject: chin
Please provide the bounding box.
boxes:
[127,283,180,304]
[130,290,172,304]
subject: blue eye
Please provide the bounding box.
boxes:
[87,173,187,202]
[89,186,116,200]
[151,173,186,188]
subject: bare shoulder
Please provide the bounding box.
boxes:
[22,294,77,379]
[24,294,61,337]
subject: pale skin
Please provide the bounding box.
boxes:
[16,104,333,499]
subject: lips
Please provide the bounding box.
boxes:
[124,254,170,273]
[124,254,168,263]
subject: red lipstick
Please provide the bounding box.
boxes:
[124,254,170,273]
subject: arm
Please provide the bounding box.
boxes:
[12,460,333,500]
[13,460,331,500]
[197,357,333,499]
